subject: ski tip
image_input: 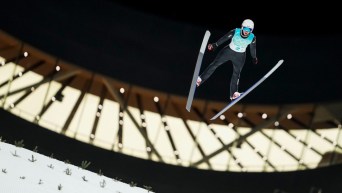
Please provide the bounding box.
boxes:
[210,115,218,120]
[210,117,217,121]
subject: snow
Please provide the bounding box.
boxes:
[0,142,153,193]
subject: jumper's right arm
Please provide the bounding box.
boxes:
[208,29,235,51]
[215,29,235,46]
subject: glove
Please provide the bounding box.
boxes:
[252,57,258,64]
[207,43,218,51]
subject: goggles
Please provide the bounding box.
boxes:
[242,27,252,32]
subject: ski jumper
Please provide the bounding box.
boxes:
[199,28,257,98]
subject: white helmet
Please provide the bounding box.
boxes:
[241,19,254,32]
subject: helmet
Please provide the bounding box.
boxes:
[241,19,254,32]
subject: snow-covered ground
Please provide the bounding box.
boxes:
[0,142,153,193]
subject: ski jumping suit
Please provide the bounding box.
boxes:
[199,28,257,98]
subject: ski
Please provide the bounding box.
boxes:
[186,30,211,112]
[210,59,284,120]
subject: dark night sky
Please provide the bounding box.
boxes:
[110,0,341,36]
[1,0,341,104]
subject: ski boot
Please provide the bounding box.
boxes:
[230,92,243,100]
[196,77,202,87]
